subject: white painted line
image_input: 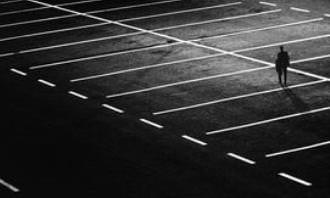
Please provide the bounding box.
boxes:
[193,17,323,41]
[288,67,329,81]
[58,0,103,6]
[153,80,326,115]
[234,33,330,53]
[68,91,88,99]
[266,141,330,158]
[278,173,312,186]
[291,54,330,64]
[102,104,124,113]
[29,42,181,69]
[259,1,277,7]
[139,118,163,129]
[89,0,182,14]
[182,135,207,146]
[70,53,224,82]
[118,2,243,22]
[0,178,20,192]
[0,0,23,4]
[0,22,109,43]
[290,7,310,13]
[105,66,271,98]
[154,9,282,32]
[0,52,15,57]
[0,6,46,17]
[0,14,78,29]
[227,153,256,164]
[206,106,330,135]
[20,31,141,54]
[38,79,56,87]
[10,68,27,76]
[28,1,328,86]
[324,14,330,18]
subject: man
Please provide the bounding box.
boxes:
[276,46,290,86]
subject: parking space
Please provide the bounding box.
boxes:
[2,0,330,195]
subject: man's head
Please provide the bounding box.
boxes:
[280,46,284,52]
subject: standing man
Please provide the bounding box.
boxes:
[276,46,290,86]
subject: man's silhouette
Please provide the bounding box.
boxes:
[276,46,290,86]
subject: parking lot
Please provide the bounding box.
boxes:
[1,0,330,197]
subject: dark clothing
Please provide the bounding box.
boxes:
[276,51,290,86]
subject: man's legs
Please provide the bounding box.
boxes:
[283,67,287,86]
[277,71,282,85]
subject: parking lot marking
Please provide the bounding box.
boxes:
[38,79,56,87]
[102,104,124,113]
[0,178,20,192]
[206,106,330,135]
[59,0,103,6]
[118,2,243,22]
[278,173,312,186]
[259,1,277,7]
[266,141,330,158]
[71,53,224,82]
[0,6,47,16]
[68,91,88,99]
[193,18,323,41]
[0,0,23,4]
[153,9,282,32]
[105,66,274,98]
[288,67,329,81]
[290,7,310,13]
[325,14,330,17]
[291,54,330,64]
[0,52,15,57]
[29,42,181,70]
[153,80,326,115]
[27,1,327,86]
[0,22,109,43]
[227,153,256,164]
[10,68,27,76]
[139,118,164,129]
[182,135,207,146]
[0,14,78,29]
[89,0,182,14]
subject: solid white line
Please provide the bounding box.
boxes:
[288,67,329,81]
[153,9,282,32]
[10,68,27,76]
[89,0,182,14]
[58,0,103,6]
[38,79,56,87]
[0,178,20,192]
[266,141,330,157]
[70,53,224,82]
[291,54,330,64]
[259,1,277,7]
[0,6,46,16]
[182,135,207,146]
[29,42,181,69]
[227,153,256,164]
[0,14,78,29]
[206,106,330,135]
[28,1,328,85]
[139,118,163,129]
[102,104,124,113]
[118,2,243,22]
[234,33,330,53]
[68,91,88,99]
[0,52,15,57]
[0,0,23,4]
[153,80,326,115]
[278,173,312,186]
[0,22,109,43]
[290,7,310,13]
[325,14,330,17]
[193,17,323,41]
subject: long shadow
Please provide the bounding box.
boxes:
[283,87,310,112]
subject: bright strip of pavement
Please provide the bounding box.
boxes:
[278,173,312,186]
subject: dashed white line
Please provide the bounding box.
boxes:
[38,79,56,87]
[206,106,330,135]
[181,135,207,146]
[68,91,88,99]
[0,178,20,192]
[89,0,182,14]
[290,7,310,13]
[102,104,124,113]
[324,14,330,18]
[278,173,312,186]
[139,118,163,129]
[266,141,330,157]
[227,153,256,164]
[10,68,27,76]
[0,52,15,57]
[153,80,326,115]
[0,14,78,29]
[118,2,243,22]
[259,1,277,7]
